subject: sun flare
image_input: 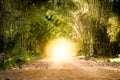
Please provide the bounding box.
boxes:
[44,38,76,62]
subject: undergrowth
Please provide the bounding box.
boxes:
[0,47,35,70]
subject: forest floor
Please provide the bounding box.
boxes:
[0,57,120,80]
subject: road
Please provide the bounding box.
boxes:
[0,57,120,80]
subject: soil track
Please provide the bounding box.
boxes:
[0,57,120,80]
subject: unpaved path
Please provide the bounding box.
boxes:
[0,58,120,80]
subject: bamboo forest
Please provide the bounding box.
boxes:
[0,0,120,80]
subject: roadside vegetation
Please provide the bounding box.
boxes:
[0,0,120,70]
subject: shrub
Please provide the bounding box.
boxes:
[0,47,35,70]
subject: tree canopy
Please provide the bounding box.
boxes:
[0,0,120,70]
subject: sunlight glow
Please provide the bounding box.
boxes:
[44,38,76,62]
[109,58,120,62]
[81,3,89,14]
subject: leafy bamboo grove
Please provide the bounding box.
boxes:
[0,0,120,70]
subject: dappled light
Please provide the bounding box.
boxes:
[81,3,89,14]
[107,16,119,42]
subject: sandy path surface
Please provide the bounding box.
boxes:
[0,58,120,80]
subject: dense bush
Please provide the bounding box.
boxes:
[0,47,35,70]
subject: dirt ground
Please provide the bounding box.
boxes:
[0,57,120,80]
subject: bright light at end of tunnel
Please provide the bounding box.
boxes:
[44,38,76,62]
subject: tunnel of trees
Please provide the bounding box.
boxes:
[0,0,120,69]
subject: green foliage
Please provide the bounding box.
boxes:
[107,15,120,42]
[0,47,35,70]
[0,0,120,70]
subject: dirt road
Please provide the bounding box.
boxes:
[0,58,120,80]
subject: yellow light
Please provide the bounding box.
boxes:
[44,38,76,62]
